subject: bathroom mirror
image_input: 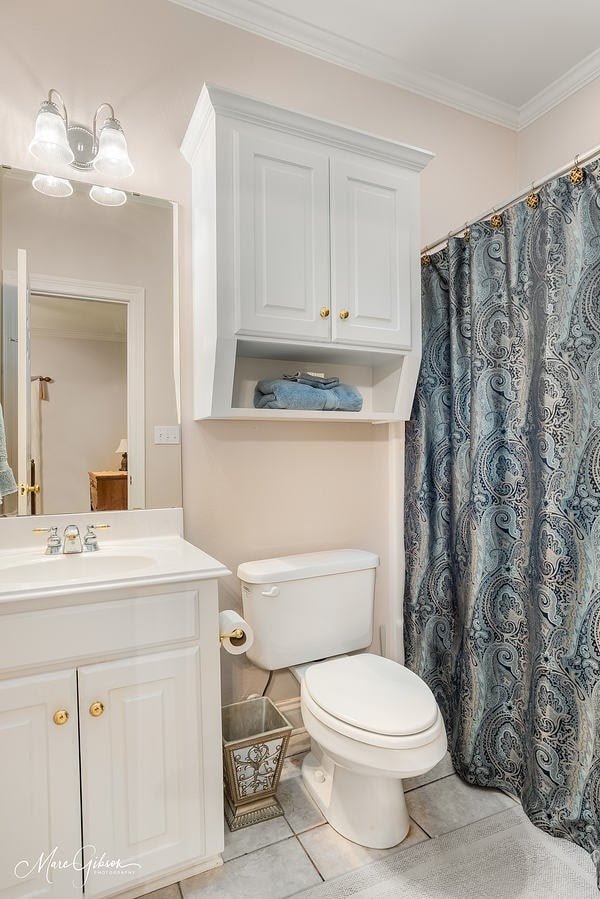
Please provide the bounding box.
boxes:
[0,165,182,517]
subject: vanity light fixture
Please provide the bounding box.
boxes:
[89,185,127,207]
[31,173,73,198]
[29,89,134,176]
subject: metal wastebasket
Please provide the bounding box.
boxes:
[222,696,292,830]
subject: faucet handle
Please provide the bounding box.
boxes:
[33,526,62,555]
[84,523,110,551]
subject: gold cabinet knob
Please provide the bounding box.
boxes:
[319,307,330,318]
[89,701,104,718]
[339,309,349,320]
[53,709,69,726]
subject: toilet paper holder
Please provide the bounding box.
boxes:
[219,627,245,644]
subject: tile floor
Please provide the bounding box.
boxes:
[140,750,518,899]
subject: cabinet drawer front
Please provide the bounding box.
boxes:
[0,591,198,672]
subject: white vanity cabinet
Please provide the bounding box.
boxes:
[0,669,81,898]
[181,84,433,422]
[0,578,225,899]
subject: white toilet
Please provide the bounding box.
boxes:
[238,549,447,849]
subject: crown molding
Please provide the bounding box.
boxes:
[170,0,600,132]
[517,46,600,129]
[170,0,519,129]
[182,84,435,170]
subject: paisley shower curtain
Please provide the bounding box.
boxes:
[404,161,600,868]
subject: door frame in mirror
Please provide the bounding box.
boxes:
[2,270,145,512]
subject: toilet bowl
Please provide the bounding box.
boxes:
[296,653,447,848]
[238,549,447,850]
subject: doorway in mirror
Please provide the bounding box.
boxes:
[30,293,127,515]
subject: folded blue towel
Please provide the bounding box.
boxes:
[283,372,340,389]
[255,379,363,412]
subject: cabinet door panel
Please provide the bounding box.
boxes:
[331,160,414,349]
[78,647,203,897]
[237,131,330,341]
[0,670,81,898]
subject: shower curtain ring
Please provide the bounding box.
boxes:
[527,182,540,209]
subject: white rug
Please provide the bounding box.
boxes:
[295,807,598,898]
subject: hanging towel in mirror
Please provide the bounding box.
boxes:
[0,401,17,502]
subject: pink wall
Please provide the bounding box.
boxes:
[518,78,600,189]
[1,0,518,703]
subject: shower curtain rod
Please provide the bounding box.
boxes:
[422,139,600,255]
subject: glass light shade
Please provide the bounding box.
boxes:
[29,103,74,165]
[93,119,134,177]
[89,185,127,207]
[32,173,73,198]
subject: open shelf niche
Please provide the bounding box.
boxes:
[197,338,420,423]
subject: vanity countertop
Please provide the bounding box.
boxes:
[0,534,230,603]
[0,509,230,604]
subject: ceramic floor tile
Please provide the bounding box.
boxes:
[280,752,306,781]
[180,837,321,898]
[405,773,515,837]
[277,769,325,833]
[298,819,429,881]
[403,751,455,792]
[222,813,294,861]
[139,885,182,899]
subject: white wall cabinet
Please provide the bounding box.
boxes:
[237,132,331,342]
[181,84,433,421]
[0,582,223,899]
[330,159,413,349]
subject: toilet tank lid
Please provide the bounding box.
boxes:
[237,549,379,584]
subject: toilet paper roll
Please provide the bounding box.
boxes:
[219,609,254,656]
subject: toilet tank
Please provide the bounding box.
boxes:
[238,549,379,670]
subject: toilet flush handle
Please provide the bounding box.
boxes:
[261,585,280,597]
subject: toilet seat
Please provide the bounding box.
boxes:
[302,653,444,750]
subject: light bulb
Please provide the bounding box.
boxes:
[93,119,134,177]
[89,185,127,207]
[29,101,74,166]
[32,173,73,198]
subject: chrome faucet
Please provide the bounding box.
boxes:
[33,525,63,554]
[83,525,99,552]
[44,526,62,555]
[63,524,83,554]
[34,522,111,554]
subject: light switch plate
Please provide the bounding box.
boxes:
[154,425,180,445]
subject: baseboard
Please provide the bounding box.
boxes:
[276,697,310,755]
[107,854,222,899]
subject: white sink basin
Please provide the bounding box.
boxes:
[1,552,156,585]
[0,532,231,602]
